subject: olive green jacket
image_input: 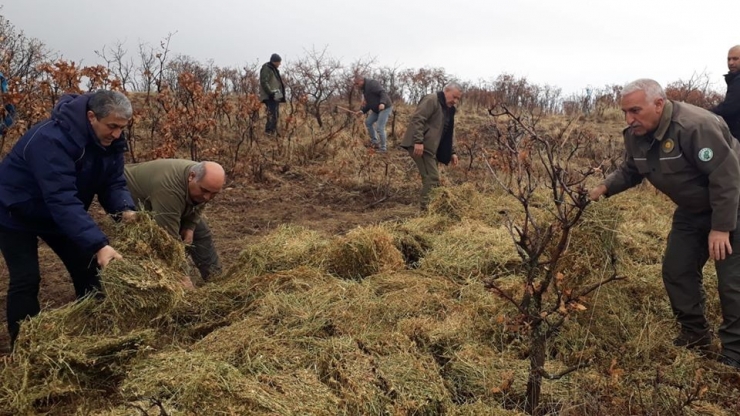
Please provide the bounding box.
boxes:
[124,159,203,236]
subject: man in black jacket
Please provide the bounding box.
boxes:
[712,45,740,139]
[354,75,392,152]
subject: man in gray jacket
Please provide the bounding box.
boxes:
[401,83,462,210]
[354,75,392,151]
[590,78,740,369]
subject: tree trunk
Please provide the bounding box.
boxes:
[525,304,546,415]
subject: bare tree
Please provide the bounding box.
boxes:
[95,40,136,91]
[484,105,624,415]
[287,46,343,128]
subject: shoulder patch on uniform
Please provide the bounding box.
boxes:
[698,148,713,162]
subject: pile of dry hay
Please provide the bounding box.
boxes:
[2,185,738,415]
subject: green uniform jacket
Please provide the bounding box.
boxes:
[401,93,452,156]
[259,62,286,103]
[124,159,203,236]
[604,100,740,231]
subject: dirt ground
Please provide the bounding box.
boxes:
[0,149,422,354]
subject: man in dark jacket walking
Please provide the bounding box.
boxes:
[712,45,740,140]
[259,53,286,135]
[0,90,136,347]
[353,75,393,151]
[400,83,462,210]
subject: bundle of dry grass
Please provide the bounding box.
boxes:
[122,351,344,415]
[324,225,405,280]
[428,183,485,221]
[615,192,674,264]
[556,197,622,286]
[120,351,281,414]
[247,277,348,339]
[224,224,329,279]
[442,343,529,406]
[451,401,528,416]
[314,336,391,414]
[427,183,533,227]
[191,318,319,376]
[99,260,187,329]
[376,350,454,415]
[167,266,334,343]
[384,214,453,268]
[420,219,521,280]
[0,299,154,415]
[99,213,188,270]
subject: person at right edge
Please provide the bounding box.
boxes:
[259,53,286,135]
[711,45,740,140]
[401,83,462,210]
[589,78,740,369]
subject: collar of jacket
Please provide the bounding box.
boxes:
[437,91,448,109]
[437,91,456,116]
[651,100,674,142]
[726,71,739,84]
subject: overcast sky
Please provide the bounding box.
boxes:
[2,0,738,94]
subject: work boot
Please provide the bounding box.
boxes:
[673,330,712,350]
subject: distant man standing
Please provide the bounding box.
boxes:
[353,75,393,152]
[711,45,740,140]
[590,79,740,370]
[401,83,462,210]
[0,90,136,347]
[259,53,286,135]
[124,159,226,281]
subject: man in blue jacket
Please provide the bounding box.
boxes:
[0,90,136,347]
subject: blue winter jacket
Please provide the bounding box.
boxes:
[0,93,135,255]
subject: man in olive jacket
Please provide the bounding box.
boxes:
[259,53,286,135]
[589,79,740,370]
[401,83,462,210]
[711,45,740,139]
[125,159,225,281]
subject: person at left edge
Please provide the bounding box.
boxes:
[0,90,136,348]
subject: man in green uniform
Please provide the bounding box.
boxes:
[400,83,462,210]
[125,159,225,281]
[259,53,286,135]
[589,78,740,369]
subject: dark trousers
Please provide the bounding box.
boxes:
[0,227,100,347]
[186,220,222,281]
[265,100,279,134]
[663,208,740,361]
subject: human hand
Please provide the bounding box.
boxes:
[96,245,122,267]
[709,230,732,261]
[180,228,195,245]
[121,210,137,223]
[588,184,608,201]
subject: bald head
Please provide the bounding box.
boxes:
[188,161,226,204]
[728,45,740,74]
